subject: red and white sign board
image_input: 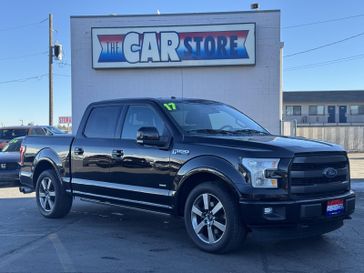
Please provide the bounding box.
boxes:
[59,116,72,124]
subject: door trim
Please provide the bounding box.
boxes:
[71,178,175,196]
[72,190,173,210]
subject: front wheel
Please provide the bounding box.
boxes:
[35,169,73,218]
[184,182,246,253]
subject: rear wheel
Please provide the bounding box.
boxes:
[184,182,246,253]
[35,169,72,218]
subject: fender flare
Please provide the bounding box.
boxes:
[32,148,65,186]
[173,156,249,207]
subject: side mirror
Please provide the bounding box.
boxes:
[137,127,162,146]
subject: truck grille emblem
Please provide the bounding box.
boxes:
[323,167,338,179]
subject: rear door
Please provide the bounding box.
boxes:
[70,104,123,195]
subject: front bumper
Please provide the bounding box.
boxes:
[240,190,355,237]
[0,169,20,182]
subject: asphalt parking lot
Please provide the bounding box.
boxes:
[0,182,363,273]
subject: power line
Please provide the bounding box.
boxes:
[283,13,364,29]
[284,53,364,72]
[0,73,48,85]
[0,51,48,62]
[284,31,364,58]
[0,18,48,32]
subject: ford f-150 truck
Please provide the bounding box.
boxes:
[19,98,355,253]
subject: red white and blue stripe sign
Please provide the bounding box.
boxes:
[92,24,255,68]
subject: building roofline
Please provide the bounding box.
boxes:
[70,9,280,19]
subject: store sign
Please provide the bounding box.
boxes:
[59,116,72,124]
[92,24,255,68]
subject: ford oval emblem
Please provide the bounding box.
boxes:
[323,167,338,178]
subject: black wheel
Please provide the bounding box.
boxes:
[184,181,246,253]
[35,169,73,218]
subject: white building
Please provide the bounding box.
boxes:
[70,10,282,134]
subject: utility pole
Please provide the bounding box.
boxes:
[49,13,53,126]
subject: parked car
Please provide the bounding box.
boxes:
[0,126,65,150]
[19,98,355,253]
[0,137,24,183]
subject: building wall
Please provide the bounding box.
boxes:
[71,11,281,134]
[283,103,364,124]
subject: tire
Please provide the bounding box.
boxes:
[35,169,73,218]
[184,181,246,253]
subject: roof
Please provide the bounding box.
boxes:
[70,10,280,19]
[90,97,221,106]
[283,90,364,104]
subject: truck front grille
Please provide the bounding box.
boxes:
[289,152,350,198]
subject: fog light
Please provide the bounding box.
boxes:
[263,207,273,215]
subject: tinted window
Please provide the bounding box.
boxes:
[122,105,165,139]
[84,106,121,138]
[2,138,23,152]
[0,129,28,139]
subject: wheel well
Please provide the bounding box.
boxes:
[176,172,239,216]
[33,161,55,187]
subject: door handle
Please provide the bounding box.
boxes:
[74,147,84,155]
[112,149,124,158]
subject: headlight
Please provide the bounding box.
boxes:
[242,158,280,188]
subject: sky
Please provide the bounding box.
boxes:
[0,0,363,126]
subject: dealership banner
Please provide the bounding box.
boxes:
[92,24,255,68]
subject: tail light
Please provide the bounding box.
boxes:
[19,145,26,166]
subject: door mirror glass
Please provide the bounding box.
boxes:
[137,127,162,146]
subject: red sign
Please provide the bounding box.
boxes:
[59,116,72,124]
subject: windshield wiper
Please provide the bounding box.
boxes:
[231,129,270,135]
[186,129,235,135]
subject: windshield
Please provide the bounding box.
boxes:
[2,138,22,152]
[46,126,65,135]
[0,128,28,140]
[161,101,269,135]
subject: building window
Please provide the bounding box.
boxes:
[309,105,325,116]
[350,105,364,115]
[286,105,301,116]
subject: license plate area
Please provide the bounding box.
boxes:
[326,199,344,217]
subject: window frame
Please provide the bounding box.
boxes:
[350,105,364,115]
[285,105,302,116]
[82,105,123,139]
[309,105,325,116]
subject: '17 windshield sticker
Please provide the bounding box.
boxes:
[164,103,176,111]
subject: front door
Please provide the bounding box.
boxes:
[328,105,336,123]
[339,105,347,123]
[108,103,173,207]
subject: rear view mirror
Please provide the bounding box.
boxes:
[137,127,162,146]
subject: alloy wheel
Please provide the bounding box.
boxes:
[191,193,227,244]
[38,177,56,212]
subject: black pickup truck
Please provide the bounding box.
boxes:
[19,98,355,253]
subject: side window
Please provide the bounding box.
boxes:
[84,106,121,138]
[122,105,165,140]
[29,128,46,136]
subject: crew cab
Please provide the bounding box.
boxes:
[19,98,355,253]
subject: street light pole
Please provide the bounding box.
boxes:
[49,13,53,126]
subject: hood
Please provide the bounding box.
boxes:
[0,152,20,163]
[184,135,344,157]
